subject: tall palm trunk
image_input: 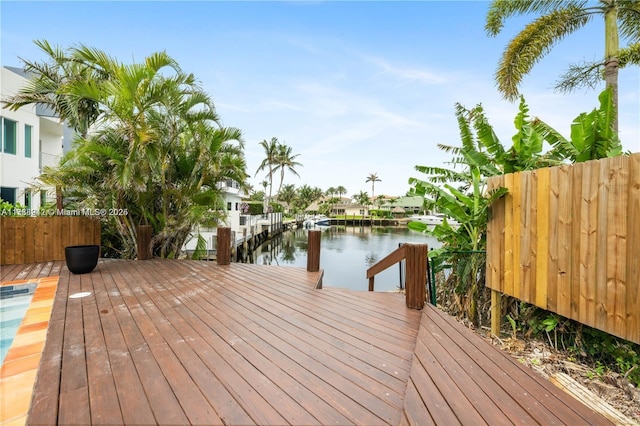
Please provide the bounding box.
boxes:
[604,1,619,132]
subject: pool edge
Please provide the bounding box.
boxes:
[0,276,59,425]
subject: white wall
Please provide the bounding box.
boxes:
[1,67,64,210]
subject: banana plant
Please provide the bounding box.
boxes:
[532,88,622,163]
[409,167,508,325]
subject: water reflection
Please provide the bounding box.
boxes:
[244,226,441,292]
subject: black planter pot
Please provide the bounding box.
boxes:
[65,245,100,274]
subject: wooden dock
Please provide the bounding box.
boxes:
[1,260,609,425]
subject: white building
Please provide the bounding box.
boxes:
[1,66,66,209]
[183,180,285,257]
[217,179,245,231]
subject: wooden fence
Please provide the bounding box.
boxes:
[486,154,640,344]
[1,216,101,265]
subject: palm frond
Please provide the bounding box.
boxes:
[618,1,640,41]
[496,6,591,100]
[619,43,640,67]
[555,60,605,93]
[485,0,587,36]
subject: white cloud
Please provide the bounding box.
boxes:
[363,55,447,85]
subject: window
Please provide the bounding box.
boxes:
[2,117,17,154]
[235,202,239,211]
[227,202,232,211]
[0,187,16,204]
[24,189,32,208]
[24,125,32,158]
[40,190,48,207]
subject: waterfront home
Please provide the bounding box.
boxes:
[381,195,425,215]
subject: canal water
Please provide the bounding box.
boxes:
[246,225,441,292]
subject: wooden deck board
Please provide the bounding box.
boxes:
[169,261,409,424]
[94,265,186,425]
[402,304,611,425]
[14,259,611,425]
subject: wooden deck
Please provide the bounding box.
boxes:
[1,260,610,425]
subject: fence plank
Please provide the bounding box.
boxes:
[607,156,628,338]
[547,167,560,313]
[497,176,506,296]
[535,168,549,309]
[596,160,610,331]
[556,165,573,320]
[23,218,36,264]
[52,216,63,260]
[2,218,16,264]
[579,161,599,328]
[627,154,640,343]
[570,163,583,320]
[14,219,26,264]
[60,217,71,258]
[94,219,101,245]
[1,217,101,265]
[520,172,532,304]
[503,173,514,297]
[512,172,522,300]
[43,216,55,262]
[486,176,504,293]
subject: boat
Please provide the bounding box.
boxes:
[303,215,329,228]
[409,213,459,227]
[315,218,331,226]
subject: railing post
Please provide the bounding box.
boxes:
[136,225,153,260]
[405,244,428,309]
[398,242,404,290]
[216,227,231,265]
[307,230,321,272]
[491,289,502,337]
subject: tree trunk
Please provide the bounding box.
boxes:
[55,185,63,212]
[604,3,619,133]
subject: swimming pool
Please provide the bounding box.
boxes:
[0,282,37,363]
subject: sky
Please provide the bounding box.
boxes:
[2,1,638,197]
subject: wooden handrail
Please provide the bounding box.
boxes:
[366,243,428,309]
[366,245,406,285]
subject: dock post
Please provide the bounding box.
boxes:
[307,230,321,272]
[217,227,231,265]
[405,244,428,309]
[136,225,153,260]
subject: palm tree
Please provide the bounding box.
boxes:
[38,44,247,258]
[3,40,109,138]
[296,184,322,211]
[273,143,302,197]
[365,173,381,199]
[325,187,336,197]
[485,0,640,131]
[255,137,280,211]
[277,184,297,213]
[336,185,347,201]
[3,40,116,209]
[353,191,370,207]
